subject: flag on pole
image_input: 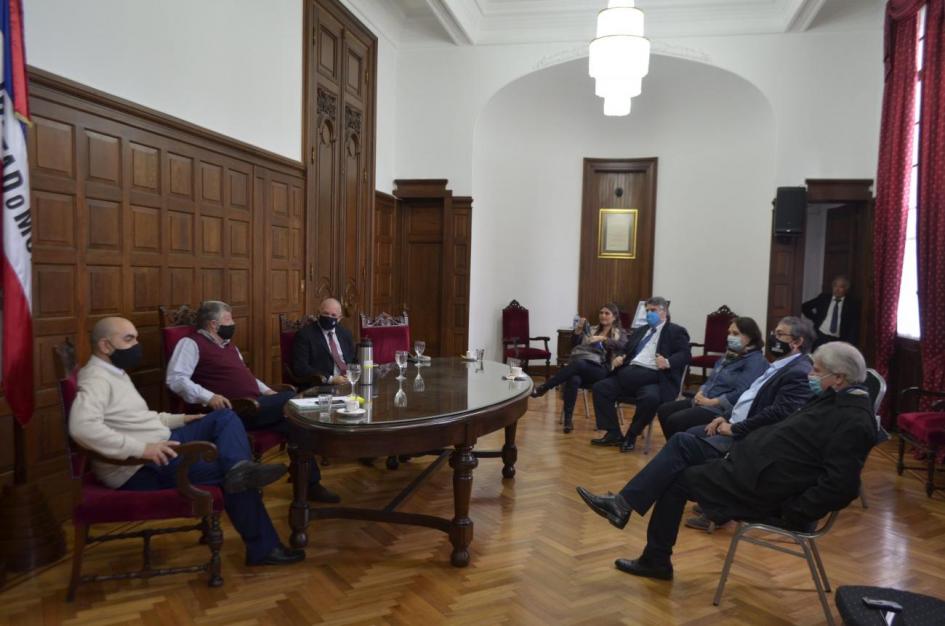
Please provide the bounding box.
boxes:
[0,0,33,426]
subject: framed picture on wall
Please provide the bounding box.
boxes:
[597,208,638,259]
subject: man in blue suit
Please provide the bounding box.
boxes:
[590,297,691,452]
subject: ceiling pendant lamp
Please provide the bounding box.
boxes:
[589,0,649,116]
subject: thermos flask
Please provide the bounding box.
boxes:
[358,337,374,385]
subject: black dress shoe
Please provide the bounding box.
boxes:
[590,432,623,446]
[247,544,306,566]
[530,384,551,398]
[563,415,574,434]
[619,437,637,453]
[615,557,673,580]
[307,483,341,504]
[223,462,288,494]
[576,486,631,529]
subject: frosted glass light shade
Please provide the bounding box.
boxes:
[595,76,642,99]
[603,96,632,116]
[596,7,644,38]
[588,35,651,79]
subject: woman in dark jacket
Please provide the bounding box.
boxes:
[658,316,768,439]
[531,303,628,433]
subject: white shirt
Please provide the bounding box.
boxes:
[729,353,802,424]
[165,330,270,405]
[320,326,346,376]
[818,297,845,337]
[630,322,665,370]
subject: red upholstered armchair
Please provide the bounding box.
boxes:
[360,311,411,364]
[55,338,224,601]
[896,386,945,497]
[689,305,737,379]
[502,300,551,372]
[158,305,286,461]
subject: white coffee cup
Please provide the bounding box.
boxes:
[344,397,360,412]
[465,350,474,359]
[509,366,523,378]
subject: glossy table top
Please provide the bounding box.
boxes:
[286,358,532,429]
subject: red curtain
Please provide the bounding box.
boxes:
[917,0,945,390]
[873,3,919,384]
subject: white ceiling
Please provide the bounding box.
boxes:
[379,0,879,46]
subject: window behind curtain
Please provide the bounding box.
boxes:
[896,5,926,340]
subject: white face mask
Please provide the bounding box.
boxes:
[726,335,744,352]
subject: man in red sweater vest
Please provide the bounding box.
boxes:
[166,300,339,503]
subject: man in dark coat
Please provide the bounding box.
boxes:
[591,297,691,452]
[802,275,860,348]
[291,297,357,389]
[577,342,876,581]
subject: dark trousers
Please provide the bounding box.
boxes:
[119,409,280,563]
[658,399,717,439]
[592,366,660,438]
[814,330,840,349]
[545,359,608,417]
[618,432,727,564]
[245,390,321,485]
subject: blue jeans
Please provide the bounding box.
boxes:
[248,390,322,485]
[119,409,280,563]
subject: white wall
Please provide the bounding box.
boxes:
[470,56,777,357]
[25,0,303,161]
[23,0,399,187]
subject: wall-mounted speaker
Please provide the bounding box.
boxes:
[773,186,806,235]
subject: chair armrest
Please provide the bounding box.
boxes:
[231,397,260,419]
[80,446,153,467]
[531,336,551,342]
[175,441,220,516]
[899,387,945,412]
[689,342,706,348]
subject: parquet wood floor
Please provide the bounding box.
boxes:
[2,389,944,625]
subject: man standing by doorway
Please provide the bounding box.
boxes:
[802,275,859,348]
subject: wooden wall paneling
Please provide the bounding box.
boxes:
[577,158,658,322]
[305,0,377,331]
[765,233,806,341]
[446,197,473,356]
[13,69,305,521]
[372,191,399,314]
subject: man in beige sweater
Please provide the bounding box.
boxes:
[70,316,304,566]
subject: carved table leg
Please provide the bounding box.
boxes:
[449,444,478,567]
[289,444,312,549]
[501,422,518,479]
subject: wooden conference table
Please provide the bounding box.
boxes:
[285,357,532,567]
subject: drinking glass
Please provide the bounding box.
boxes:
[347,364,361,398]
[475,348,485,363]
[413,369,425,392]
[414,340,426,361]
[315,393,332,415]
[395,350,409,380]
[508,357,521,378]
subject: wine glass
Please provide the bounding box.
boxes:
[414,340,426,361]
[395,350,409,380]
[347,364,361,398]
[413,368,425,392]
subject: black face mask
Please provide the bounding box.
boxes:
[109,343,143,371]
[768,331,793,356]
[217,324,236,340]
[318,315,338,331]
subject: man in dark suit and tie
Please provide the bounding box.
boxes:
[291,297,357,389]
[802,275,859,348]
[591,297,691,452]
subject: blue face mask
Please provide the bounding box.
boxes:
[726,335,744,352]
[808,374,827,395]
[645,311,661,328]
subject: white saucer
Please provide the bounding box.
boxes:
[461,356,477,361]
[337,407,366,416]
[503,375,528,381]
